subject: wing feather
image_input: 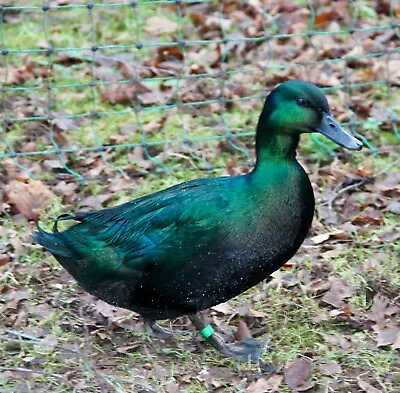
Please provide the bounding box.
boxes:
[64,177,230,271]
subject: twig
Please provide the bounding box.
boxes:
[168,153,198,169]
[3,329,78,354]
[2,328,156,393]
[0,366,63,380]
[78,306,120,393]
[327,179,369,210]
[77,307,157,393]
[323,157,400,210]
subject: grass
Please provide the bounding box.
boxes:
[2,185,399,391]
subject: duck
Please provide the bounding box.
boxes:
[33,80,362,363]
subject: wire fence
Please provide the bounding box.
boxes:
[0,0,399,181]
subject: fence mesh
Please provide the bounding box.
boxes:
[0,0,399,182]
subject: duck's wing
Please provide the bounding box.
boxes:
[49,177,232,274]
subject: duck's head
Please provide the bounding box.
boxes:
[258,80,362,151]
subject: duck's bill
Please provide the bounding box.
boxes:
[316,113,363,151]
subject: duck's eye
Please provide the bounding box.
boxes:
[296,98,306,106]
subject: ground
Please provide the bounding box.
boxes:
[0,1,399,392]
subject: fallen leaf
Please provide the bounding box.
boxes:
[247,309,268,318]
[375,325,400,347]
[314,3,348,26]
[139,91,163,106]
[367,294,389,327]
[0,254,10,267]
[321,279,354,308]
[324,334,352,349]
[198,366,236,388]
[165,382,180,393]
[246,375,283,393]
[284,358,314,391]
[51,114,79,132]
[144,16,178,35]
[234,320,252,341]
[269,271,299,288]
[5,180,55,220]
[307,279,331,295]
[352,207,383,225]
[211,302,235,315]
[101,83,150,105]
[391,335,400,349]
[2,289,33,310]
[53,181,78,204]
[43,160,64,170]
[94,299,123,319]
[357,378,383,393]
[319,360,342,375]
[386,201,400,215]
[310,233,330,245]
[80,194,113,209]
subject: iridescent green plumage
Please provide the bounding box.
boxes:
[33,80,362,362]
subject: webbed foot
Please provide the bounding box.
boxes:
[189,313,264,363]
[222,337,264,362]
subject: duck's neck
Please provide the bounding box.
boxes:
[253,123,300,175]
[255,132,299,164]
[252,91,300,172]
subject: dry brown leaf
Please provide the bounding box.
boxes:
[310,230,347,245]
[269,270,299,288]
[115,343,141,354]
[165,382,181,393]
[284,358,314,391]
[324,334,352,349]
[80,194,113,209]
[247,309,268,318]
[352,207,383,225]
[2,289,33,310]
[375,325,400,347]
[391,335,400,349]
[101,83,151,105]
[386,201,400,215]
[307,279,331,295]
[310,233,330,245]
[0,254,10,267]
[94,299,130,321]
[321,278,354,308]
[53,181,78,204]
[139,91,162,107]
[211,302,235,315]
[319,360,342,375]
[199,366,236,388]
[357,378,383,393]
[246,375,283,393]
[367,294,389,327]
[144,16,178,35]
[5,180,55,220]
[314,3,348,26]
[234,320,252,341]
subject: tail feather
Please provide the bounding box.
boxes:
[32,222,74,259]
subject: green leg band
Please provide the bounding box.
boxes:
[199,324,214,339]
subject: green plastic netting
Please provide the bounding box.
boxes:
[0,1,399,181]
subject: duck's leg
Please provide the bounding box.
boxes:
[143,320,188,337]
[144,320,174,337]
[189,313,263,363]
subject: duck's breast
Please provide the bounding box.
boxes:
[186,162,314,308]
[241,162,315,272]
[132,163,314,318]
